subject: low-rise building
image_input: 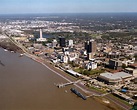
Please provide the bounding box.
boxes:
[66,69,82,77]
[68,39,73,47]
[33,43,42,49]
[98,72,133,85]
[109,59,122,69]
[98,72,122,85]
[125,68,137,77]
[52,39,58,48]
[61,55,68,63]
[86,59,97,70]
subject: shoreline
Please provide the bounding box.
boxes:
[24,53,130,110]
[24,53,92,94]
[1,37,131,110]
[0,38,23,53]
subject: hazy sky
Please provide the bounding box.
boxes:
[0,0,137,14]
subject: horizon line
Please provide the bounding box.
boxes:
[0,12,137,15]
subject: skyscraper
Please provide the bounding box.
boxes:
[85,39,97,59]
[59,37,66,47]
[85,39,97,53]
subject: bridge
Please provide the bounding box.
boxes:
[55,80,81,88]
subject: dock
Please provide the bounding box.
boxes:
[56,80,81,88]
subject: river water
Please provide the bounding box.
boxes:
[0,48,111,110]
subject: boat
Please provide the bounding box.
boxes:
[19,54,24,57]
[70,88,87,100]
[4,49,8,52]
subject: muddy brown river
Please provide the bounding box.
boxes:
[0,48,112,110]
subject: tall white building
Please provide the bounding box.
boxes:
[52,39,58,48]
[37,29,47,42]
[68,39,73,47]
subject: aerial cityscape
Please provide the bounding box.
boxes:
[0,0,137,110]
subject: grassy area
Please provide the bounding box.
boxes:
[108,94,132,106]
[89,86,106,93]
[74,68,105,76]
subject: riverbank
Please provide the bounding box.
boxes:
[24,53,128,110]
[1,37,131,110]
[1,48,110,110]
[0,38,23,53]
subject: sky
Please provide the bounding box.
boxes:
[0,0,137,14]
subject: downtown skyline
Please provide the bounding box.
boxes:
[0,0,137,14]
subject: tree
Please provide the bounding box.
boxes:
[122,64,127,69]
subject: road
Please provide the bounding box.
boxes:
[27,53,131,110]
[7,34,131,110]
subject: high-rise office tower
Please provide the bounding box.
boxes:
[85,39,97,53]
[59,37,66,47]
[85,39,97,59]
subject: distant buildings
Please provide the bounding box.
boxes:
[37,29,47,42]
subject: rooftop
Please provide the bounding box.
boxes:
[100,72,132,80]
[100,72,121,80]
[115,72,132,79]
[125,68,134,71]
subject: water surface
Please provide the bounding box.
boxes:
[0,48,110,110]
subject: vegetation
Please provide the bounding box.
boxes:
[74,67,105,76]
[0,39,23,53]
[122,64,127,69]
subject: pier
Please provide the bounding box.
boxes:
[56,80,81,88]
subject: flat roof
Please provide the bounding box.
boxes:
[125,68,134,71]
[115,72,132,79]
[66,70,82,76]
[100,72,132,80]
[100,72,121,80]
